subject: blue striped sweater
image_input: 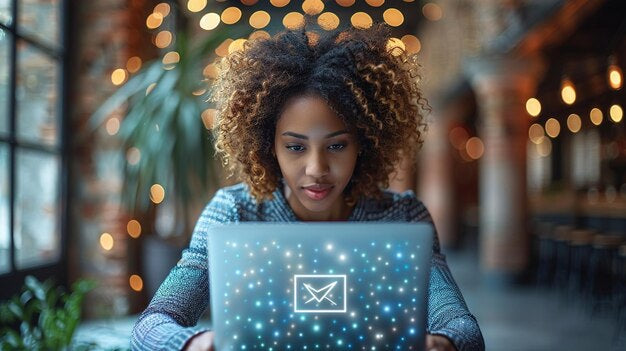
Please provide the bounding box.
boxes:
[131,183,485,350]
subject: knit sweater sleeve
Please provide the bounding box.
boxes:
[404,195,485,351]
[131,189,239,351]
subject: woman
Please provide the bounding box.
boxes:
[131,24,484,351]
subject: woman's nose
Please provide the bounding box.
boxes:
[305,151,330,178]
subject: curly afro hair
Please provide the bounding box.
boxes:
[209,23,429,202]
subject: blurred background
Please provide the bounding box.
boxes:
[0,0,625,350]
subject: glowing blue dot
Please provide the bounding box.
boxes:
[337,340,343,346]
[313,324,320,332]
[409,328,415,335]
[255,301,261,307]
[386,243,391,249]
[396,252,403,258]
[255,322,262,330]
[384,306,390,312]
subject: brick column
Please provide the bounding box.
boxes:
[69,0,156,317]
[466,55,544,281]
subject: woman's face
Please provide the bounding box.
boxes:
[274,94,359,220]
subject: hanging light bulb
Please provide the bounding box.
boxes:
[560,77,576,105]
[608,56,623,90]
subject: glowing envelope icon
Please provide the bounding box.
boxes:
[294,274,347,313]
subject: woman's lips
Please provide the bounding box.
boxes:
[302,184,333,201]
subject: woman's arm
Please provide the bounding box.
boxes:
[131,189,239,351]
[407,197,485,351]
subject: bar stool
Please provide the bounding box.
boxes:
[567,229,595,301]
[588,234,624,316]
[553,225,573,289]
[536,222,558,286]
[613,245,626,345]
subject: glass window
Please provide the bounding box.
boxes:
[0,0,11,26]
[18,0,61,49]
[0,145,8,274]
[14,149,60,269]
[0,29,9,136]
[16,41,59,147]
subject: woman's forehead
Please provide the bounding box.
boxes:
[276,95,349,135]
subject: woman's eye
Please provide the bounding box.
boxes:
[328,143,346,151]
[286,145,305,152]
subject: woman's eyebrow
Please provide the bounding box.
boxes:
[282,130,349,140]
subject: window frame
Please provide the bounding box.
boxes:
[0,0,69,299]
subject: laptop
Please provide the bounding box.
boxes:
[207,222,433,350]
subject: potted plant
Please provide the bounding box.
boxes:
[0,276,96,350]
[88,7,249,296]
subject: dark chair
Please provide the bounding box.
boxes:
[588,234,624,317]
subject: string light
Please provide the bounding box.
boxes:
[318,12,340,31]
[608,56,623,90]
[589,107,603,126]
[545,118,560,138]
[221,7,242,25]
[111,68,127,86]
[150,184,165,204]
[283,12,304,30]
[127,220,142,238]
[351,12,373,29]
[465,137,484,160]
[146,12,163,29]
[187,0,207,13]
[200,13,220,30]
[422,3,443,21]
[126,56,142,73]
[106,117,120,136]
[401,35,421,54]
[302,0,324,15]
[525,98,541,117]
[129,275,144,292]
[566,114,581,133]
[250,11,271,29]
[383,8,404,27]
[100,233,114,251]
[528,123,544,144]
[336,0,355,6]
[560,78,576,105]
[609,104,623,122]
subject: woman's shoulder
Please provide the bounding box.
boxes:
[358,189,431,222]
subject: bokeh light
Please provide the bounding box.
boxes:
[200,13,220,30]
[590,107,603,125]
[449,126,469,150]
[401,35,421,54]
[383,8,404,27]
[155,30,173,48]
[566,114,581,133]
[608,63,623,90]
[111,68,127,86]
[336,0,355,6]
[283,12,304,30]
[351,12,373,29]
[528,123,545,144]
[126,56,142,73]
[127,147,141,165]
[106,117,120,136]
[610,104,623,122]
[466,137,484,160]
[221,7,242,25]
[228,38,248,54]
[150,184,165,204]
[129,275,144,292]
[202,109,217,129]
[365,0,384,7]
[154,3,170,17]
[271,0,290,7]
[303,0,324,15]
[249,11,271,29]
[127,220,142,239]
[560,79,576,105]
[422,3,443,21]
[525,98,541,117]
[187,0,207,13]
[100,233,114,251]
[146,12,163,29]
[545,118,560,138]
[386,38,405,56]
[318,12,340,31]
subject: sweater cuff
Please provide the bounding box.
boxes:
[154,323,209,350]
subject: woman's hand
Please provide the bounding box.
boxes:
[183,331,214,351]
[426,334,457,351]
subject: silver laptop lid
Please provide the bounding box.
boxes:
[207,222,433,351]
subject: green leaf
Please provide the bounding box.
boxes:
[24,276,46,301]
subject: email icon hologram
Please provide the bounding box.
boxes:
[294,274,347,313]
